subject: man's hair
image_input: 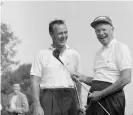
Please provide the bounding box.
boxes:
[49,19,65,34]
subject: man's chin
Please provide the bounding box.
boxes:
[59,43,66,48]
[14,91,19,94]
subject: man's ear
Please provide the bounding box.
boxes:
[112,26,114,31]
[50,32,53,36]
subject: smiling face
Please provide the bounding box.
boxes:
[94,23,114,46]
[51,24,68,49]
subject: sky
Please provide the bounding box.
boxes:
[1,1,133,114]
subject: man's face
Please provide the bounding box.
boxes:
[94,23,114,46]
[51,24,68,48]
[13,84,20,94]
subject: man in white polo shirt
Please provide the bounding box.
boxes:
[74,16,132,115]
[30,20,84,115]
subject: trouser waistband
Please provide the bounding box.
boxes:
[41,88,75,92]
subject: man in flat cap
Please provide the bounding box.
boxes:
[74,16,132,115]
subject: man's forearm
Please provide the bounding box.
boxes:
[81,74,93,86]
[31,75,40,105]
[101,78,128,98]
[100,69,131,98]
[85,76,93,86]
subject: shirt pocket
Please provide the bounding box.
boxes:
[106,60,117,70]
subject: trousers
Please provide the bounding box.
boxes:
[86,80,125,115]
[40,88,78,115]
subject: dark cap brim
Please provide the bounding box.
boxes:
[91,20,113,28]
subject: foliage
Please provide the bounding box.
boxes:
[1,23,34,115]
[1,63,32,94]
[1,23,20,74]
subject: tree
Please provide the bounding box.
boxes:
[1,23,20,74]
[13,63,32,89]
[1,63,32,114]
[1,63,32,93]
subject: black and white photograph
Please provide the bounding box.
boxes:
[1,1,133,115]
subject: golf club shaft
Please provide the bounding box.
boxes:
[58,58,111,115]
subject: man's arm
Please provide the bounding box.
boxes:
[30,50,44,115]
[74,72,93,86]
[89,68,131,101]
[30,75,44,115]
[84,76,93,86]
[97,45,132,100]
[100,68,131,98]
[30,75,41,106]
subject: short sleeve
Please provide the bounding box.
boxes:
[116,44,132,71]
[30,51,43,77]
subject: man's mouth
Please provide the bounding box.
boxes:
[99,36,107,40]
[60,38,67,43]
[60,39,65,42]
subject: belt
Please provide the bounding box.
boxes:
[41,88,74,92]
[9,112,20,115]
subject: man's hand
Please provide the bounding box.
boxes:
[33,104,44,115]
[77,108,86,115]
[71,74,79,82]
[72,72,86,82]
[7,108,13,112]
[88,91,103,102]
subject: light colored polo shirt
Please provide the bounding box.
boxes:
[30,45,81,89]
[93,38,132,83]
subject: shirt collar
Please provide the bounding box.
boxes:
[48,44,70,51]
[103,38,117,48]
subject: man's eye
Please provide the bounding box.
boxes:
[65,31,68,34]
[58,33,62,35]
[95,30,100,33]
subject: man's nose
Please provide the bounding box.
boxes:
[62,33,66,38]
[99,30,104,35]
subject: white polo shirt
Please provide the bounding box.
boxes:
[30,45,81,89]
[93,38,132,83]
